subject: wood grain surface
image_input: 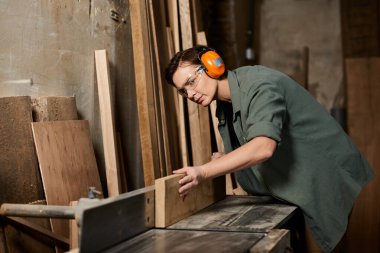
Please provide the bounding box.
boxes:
[155,174,225,227]
[95,49,121,197]
[32,120,102,238]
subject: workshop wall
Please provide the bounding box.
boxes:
[259,0,343,110]
[0,0,144,194]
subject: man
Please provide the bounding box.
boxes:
[164,45,373,253]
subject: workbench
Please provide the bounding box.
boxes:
[103,196,299,253]
[76,187,300,253]
[1,185,302,252]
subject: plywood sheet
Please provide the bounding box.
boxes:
[155,174,225,228]
[32,120,102,237]
[345,57,380,253]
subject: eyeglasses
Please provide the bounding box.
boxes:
[177,66,205,98]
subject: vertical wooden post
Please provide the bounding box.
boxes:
[179,0,212,166]
[95,50,121,196]
[130,0,160,185]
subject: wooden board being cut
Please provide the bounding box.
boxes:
[31,120,102,238]
[155,174,225,228]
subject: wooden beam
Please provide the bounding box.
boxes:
[167,0,180,53]
[179,0,212,166]
[95,50,121,197]
[148,0,172,176]
[155,174,226,228]
[129,0,160,185]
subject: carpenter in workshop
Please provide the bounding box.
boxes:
[164,45,374,253]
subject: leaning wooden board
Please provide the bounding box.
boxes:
[32,120,102,238]
[155,174,225,228]
[0,96,55,253]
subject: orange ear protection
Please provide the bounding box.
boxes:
[198,48,225,79]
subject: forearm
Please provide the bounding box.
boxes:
[201,136,276,179]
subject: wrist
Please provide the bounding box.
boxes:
[199,164,209,180]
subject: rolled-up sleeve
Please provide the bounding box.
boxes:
[244,81,286,143]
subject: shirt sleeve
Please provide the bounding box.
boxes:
[245,81,286,143]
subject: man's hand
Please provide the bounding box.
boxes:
[173,166,206,199]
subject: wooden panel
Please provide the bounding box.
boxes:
[179,0,212,166]
[31,96,78,122]
[129,0,160,186]
[31,120,102,238]
[344,58,380,253]
[95,49,121,197]
[155,174,225,228]
[0,96,54,253]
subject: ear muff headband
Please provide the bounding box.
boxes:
[198,48,225,79]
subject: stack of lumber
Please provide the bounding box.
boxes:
[129,0,244,194]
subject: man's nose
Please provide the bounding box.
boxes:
[187,89,196,98]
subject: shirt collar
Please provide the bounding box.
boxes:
[227,70,241,115]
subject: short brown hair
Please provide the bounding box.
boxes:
[165,45,208,86]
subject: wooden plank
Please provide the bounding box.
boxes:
[116,133,128,193]
[344,58,380,253]
[148,0,170,177]
[31,96,78,122]
[31,120,102,238]
[167,5,189,167]
[0,96,54,253]
[129,0,160,186]
[155,174,225,228]
[167,0,180,53]
[179,0,212,166]
[95,49,121,197]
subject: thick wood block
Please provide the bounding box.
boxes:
[155,174,225,228]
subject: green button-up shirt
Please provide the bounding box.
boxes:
[216,66,373,253]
